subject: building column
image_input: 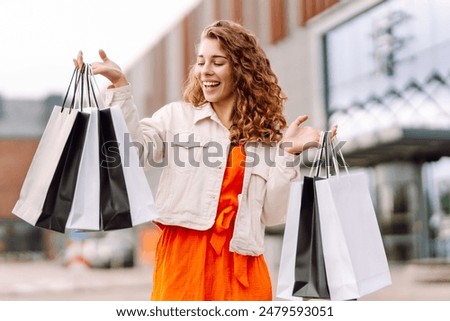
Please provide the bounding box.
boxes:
[375,162,430,261]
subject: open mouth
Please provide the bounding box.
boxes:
[203,81,220,88]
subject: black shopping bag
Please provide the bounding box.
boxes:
[292,175,330,299]
[98,108,132,230]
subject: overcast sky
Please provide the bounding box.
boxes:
[0,0,200,99]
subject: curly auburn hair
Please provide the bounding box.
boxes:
[183,20,287,145]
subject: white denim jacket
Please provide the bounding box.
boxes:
[105,85,300,256]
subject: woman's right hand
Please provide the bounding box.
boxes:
[73,49,129,88]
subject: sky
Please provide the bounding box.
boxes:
[0,0,201,99]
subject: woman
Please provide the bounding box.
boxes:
[75,20,336,300]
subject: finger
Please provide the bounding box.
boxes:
[91,62,114,76]
[74,50,83,69]
[90,62,101,75]
[295,115,308,126]
[99,49,108,62]
[77,50,83,66]
[315,129,322,146]
[330,124,338,138]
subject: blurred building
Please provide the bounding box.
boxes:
[125,0,450,265]
[0,94,61,259]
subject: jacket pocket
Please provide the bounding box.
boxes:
[169,132,213,172]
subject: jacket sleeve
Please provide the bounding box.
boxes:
[261,146,300,226]
[104,84,170,169]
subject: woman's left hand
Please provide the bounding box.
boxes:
[281,115,337,155]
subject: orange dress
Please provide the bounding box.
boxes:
[151,145,272,301]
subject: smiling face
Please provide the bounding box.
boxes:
[195,37,235,111]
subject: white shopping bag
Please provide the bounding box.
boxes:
[66,107,101,231]
[315,171,391,300]
[276,180,303,301]
[109,105,159,226]
[13,105,79,226]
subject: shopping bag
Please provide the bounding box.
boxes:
[12,68,81,227]
[292,175,330,299]
[35,67,96,233]
[109,105,158,226]
[315,171,391,300]
[65,107,101,231]
[98,107,133,230]
[291,132,331,299]
[276,180,303,301]
[66,65,157,231]
[34,111,89,232]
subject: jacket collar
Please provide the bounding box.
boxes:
[193,102,228,131]
[193,102,215,124]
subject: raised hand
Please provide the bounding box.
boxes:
[281,115,337,155]
[73,49,129,88]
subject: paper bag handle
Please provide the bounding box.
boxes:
[309,131,349,178]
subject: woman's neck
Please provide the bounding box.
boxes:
[211,101,234,129]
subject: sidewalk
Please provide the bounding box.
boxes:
[0,260,153,300]
[0,259,449,301]
[360,261,450,300]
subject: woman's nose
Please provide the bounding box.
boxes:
[201,62,213,75]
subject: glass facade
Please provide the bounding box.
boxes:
[322,0,450,259]
[324,0,450,140]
